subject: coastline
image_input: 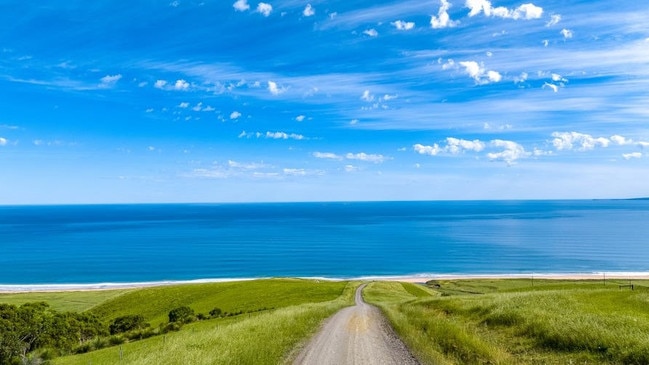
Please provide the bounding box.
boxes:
[2,272,649,293]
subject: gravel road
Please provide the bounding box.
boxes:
[293,284,419,365]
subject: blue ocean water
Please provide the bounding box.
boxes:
[1,200,648,285]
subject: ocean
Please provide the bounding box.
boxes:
[1,200,648,285]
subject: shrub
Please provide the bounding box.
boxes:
[109,315,149,334]
[168,306,195,324]
[209,308,222,317]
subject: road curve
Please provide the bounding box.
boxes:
[293,284,419,365]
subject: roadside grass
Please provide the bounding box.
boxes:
[89,278,349,325]
[366,280,649,365]
[53,281,358,365]
[429,278,649,296]
[0,289,132,312]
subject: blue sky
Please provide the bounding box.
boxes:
[1,0,648,204]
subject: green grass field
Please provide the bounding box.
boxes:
[365,279,649,365]
[0,289,132,312]
[88,278,350,326]
[45,279,357,365]
[5,278,649,364]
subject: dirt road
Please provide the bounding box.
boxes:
[293,284,419,365]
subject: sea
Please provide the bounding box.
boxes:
[1,200,648,286]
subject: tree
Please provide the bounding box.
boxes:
[209,308,222,317]
[109,315,148,335]
[168,307,194,324]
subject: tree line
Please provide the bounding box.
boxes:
[0,302,233,365]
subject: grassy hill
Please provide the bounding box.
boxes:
[5,278,649,364]
[364,279,649,364]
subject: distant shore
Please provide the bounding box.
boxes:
[2,272,649,293]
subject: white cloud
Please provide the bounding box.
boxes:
[610,135,631,145]
[268,81,285,95]
[543,82,559,92]
[313,152,342,160]
[459,61,481,79]
[228,160,269,170]
[99,74,122,88]
[345,152,386,163]
[513,3,543,19]
[623,152,642,160]
[283,168,307,176]
[174,79,190,90]
[145,108,154,113]
[542,39,549,47]
[257,2,272,16]
[363,29,378,37]
[230,111,242,119]
[382,94,398,101]
[266,131,304,140]
[392,20,415,30]
[466,0,490,17]
[465,0,543,20]
[0,137,7,146]
[154,80,167,89]
[551,73,567,83]
[441,59,455,70]
[546,13,561,26]
[239,131,305,140]
[446,137,485,154]
[344,165,358,172]
[350,119,359,125]
[431,0,458,29]
[561,28,573,39]
[487,139,529,164]
[295,115,306,122]
[414,143,443,156]
[233,0,250,11]
[303,4,315,17]
[551,132,610,151]
[178,102,189,108]
[361,90,374,102]
[458,61,501,84]
[487,70,502,82]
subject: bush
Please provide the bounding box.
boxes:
[109,315,149,334]
[168,306,195,324]
[209,307,222,317]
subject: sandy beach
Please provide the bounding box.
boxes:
[2,272,649,293]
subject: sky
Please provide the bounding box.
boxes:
[1,0,649,204]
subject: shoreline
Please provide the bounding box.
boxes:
[2,272,649,293]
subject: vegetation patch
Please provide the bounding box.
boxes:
[366,279,649,364]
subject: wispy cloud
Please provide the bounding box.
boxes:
[345,152,386,163]
[363,29,378,37]
[313,151,387,163]
[239,131,306,140]
[99,74,122,88]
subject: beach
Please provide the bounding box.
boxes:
[3,272,649,293]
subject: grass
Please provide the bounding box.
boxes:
[9,278,649,364]
[365,279,649,365]
[0,289,132,312]
[89,278,349,325]
[53,280,358,365]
